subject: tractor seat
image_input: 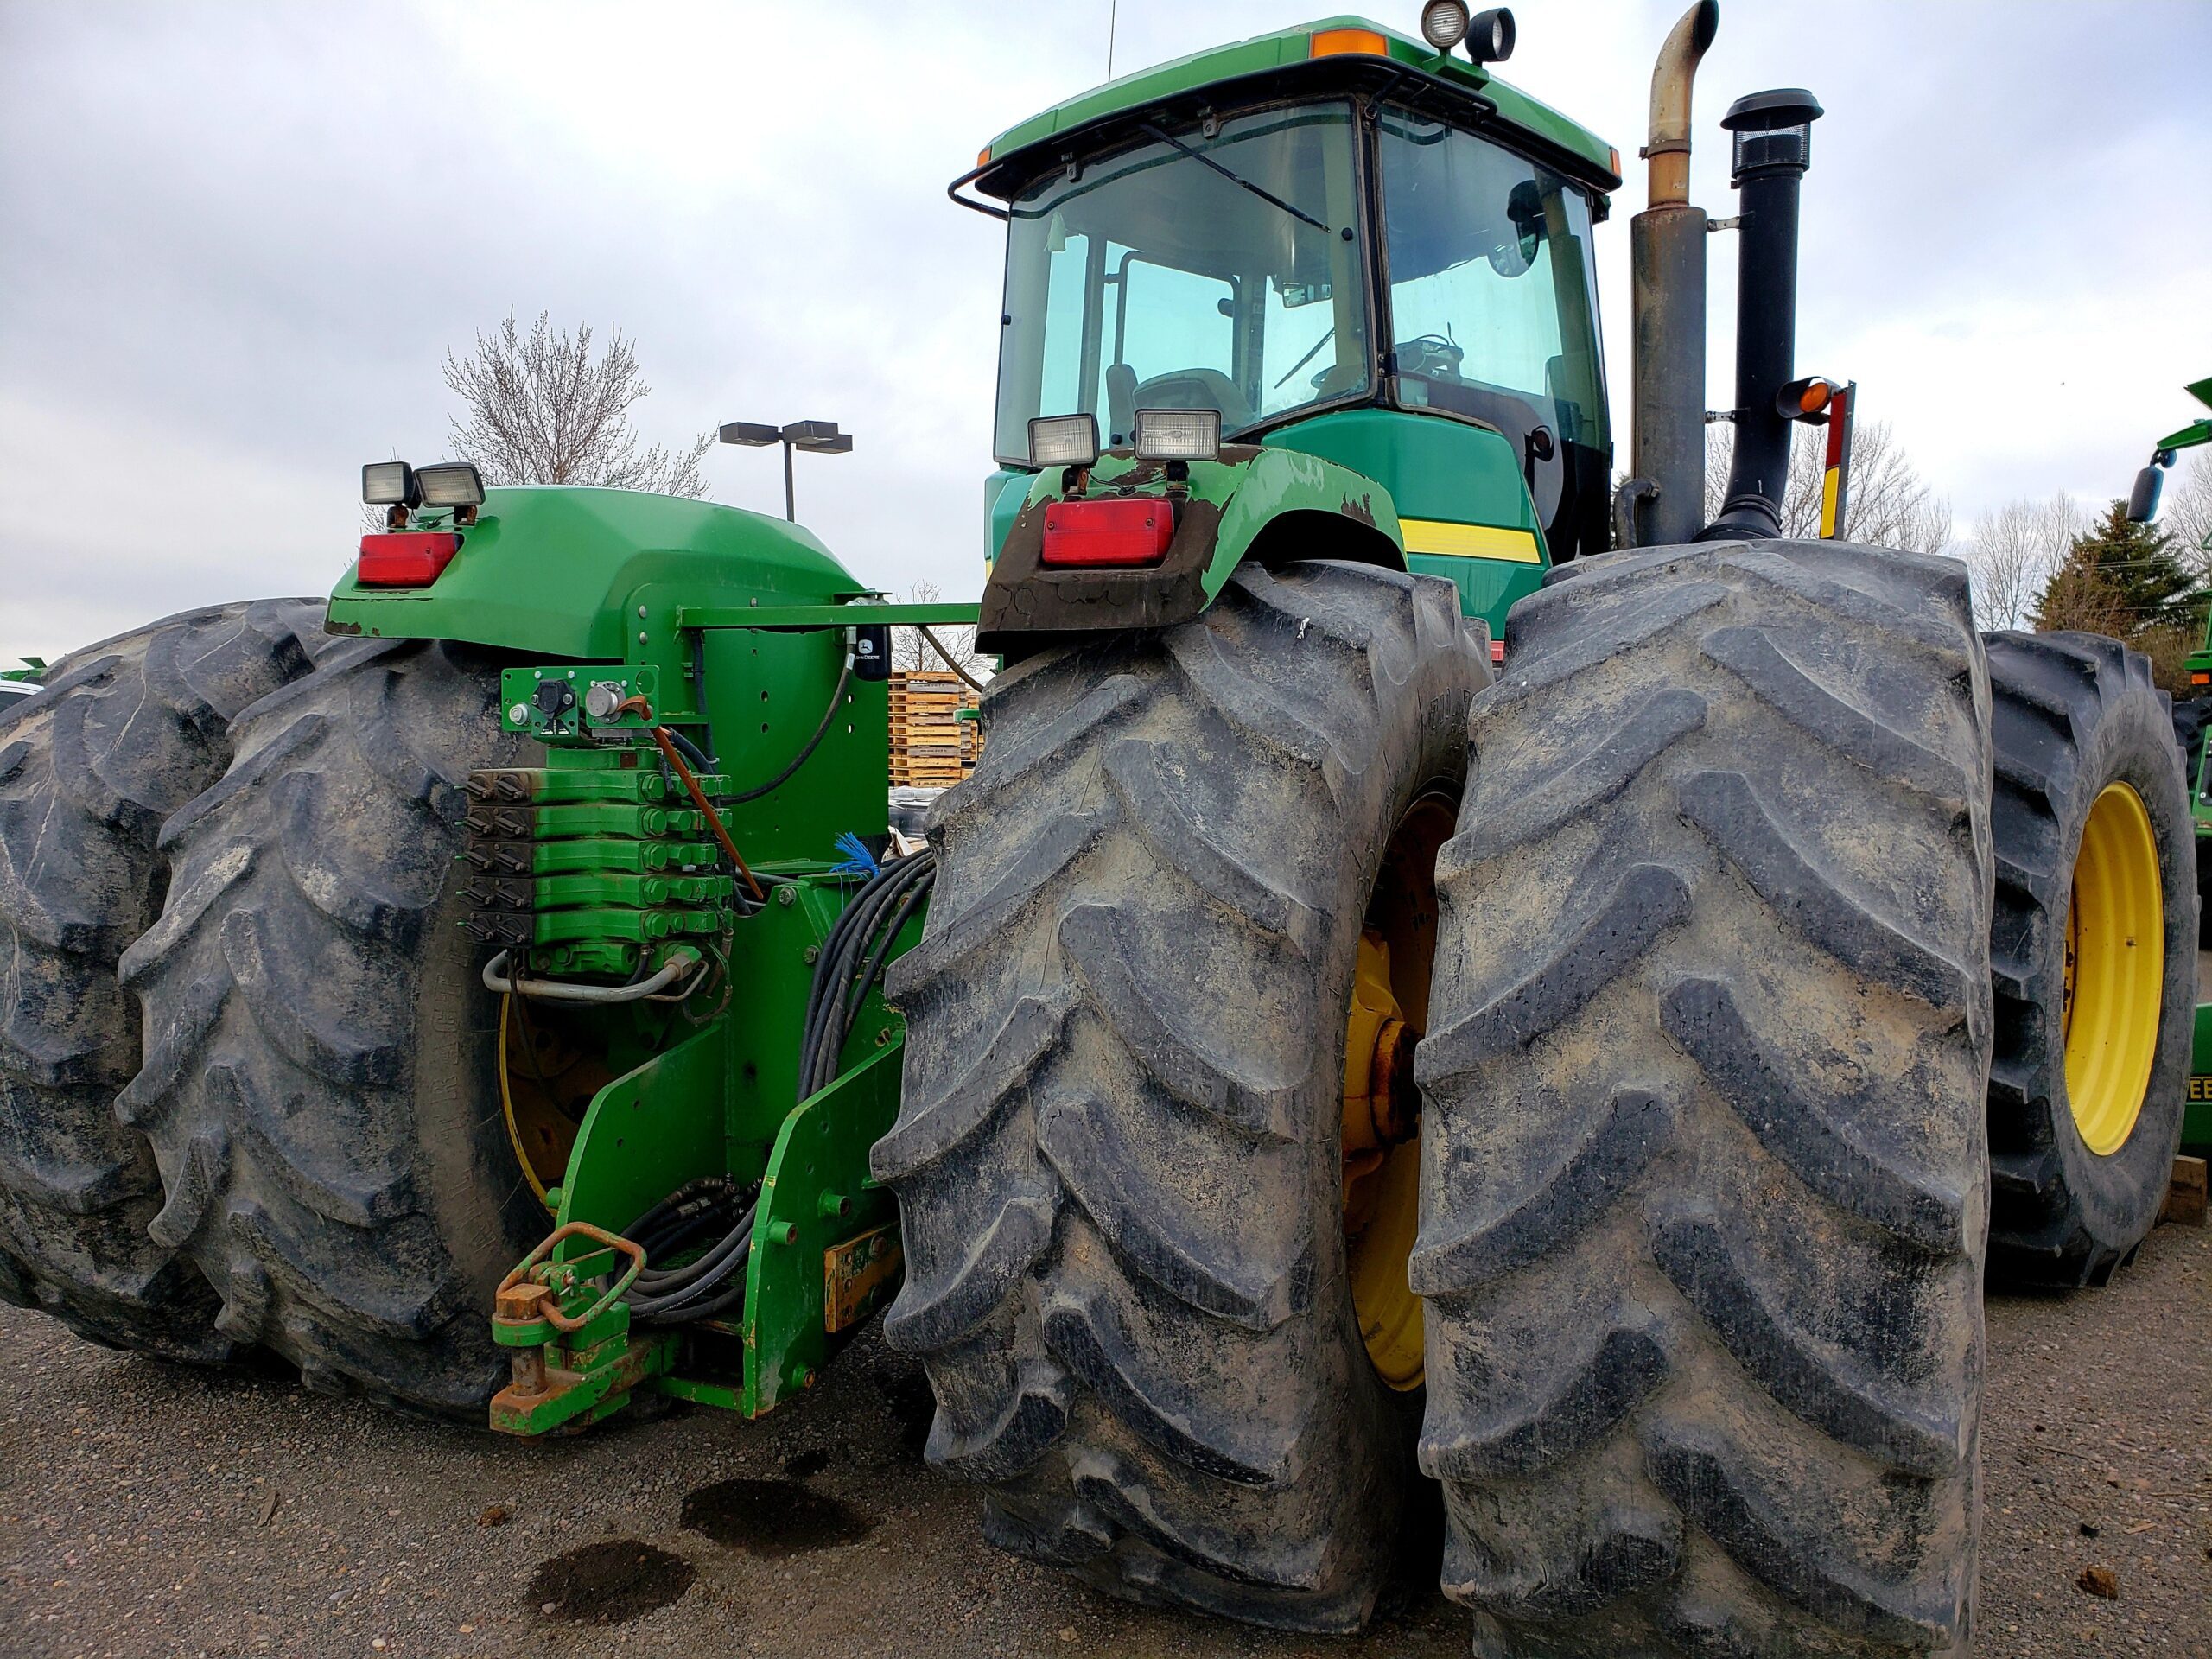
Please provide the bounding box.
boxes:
[1120,367,1253,436]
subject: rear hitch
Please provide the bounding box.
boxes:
[489,1222,677,1435]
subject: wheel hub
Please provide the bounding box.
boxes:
[1342,791,1455,1394]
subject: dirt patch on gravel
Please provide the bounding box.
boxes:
[528,1540,696,1624]
[680,1478,877,1557]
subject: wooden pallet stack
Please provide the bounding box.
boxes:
[887,670,982,787]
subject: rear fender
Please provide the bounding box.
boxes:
[975,448,1402,651]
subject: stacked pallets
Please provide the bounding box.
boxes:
[887,670,982,787]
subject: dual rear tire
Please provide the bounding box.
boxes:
[0,616,545,1414]
[893,546,2194,1656]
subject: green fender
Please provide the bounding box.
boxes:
[327,486,868,662]
[1004,444,1404,592]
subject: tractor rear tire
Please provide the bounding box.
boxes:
[1983,632,2194,1288]
[0,601,332,1358]
[116,637,543,1415]
[1416,540,1991,1656]
[879,563,1484,1630]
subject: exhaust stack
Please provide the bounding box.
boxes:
[1624,0,1719,549]
[1698,88,1824,541]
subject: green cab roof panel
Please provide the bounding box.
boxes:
[980,14,1618,190]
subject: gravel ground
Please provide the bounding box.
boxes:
[1,1223,2204,1658]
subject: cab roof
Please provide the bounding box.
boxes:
[975,15,1620,199]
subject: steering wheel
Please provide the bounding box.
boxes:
[1397,335,1465,381]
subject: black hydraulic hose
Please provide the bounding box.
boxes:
[798,849,936,1101]
[662,725,717,774]
[842,873,932,1030]
[627,1207,757,1317]
[630,1239,753,1320]
[619,1178,764,1326]
[799,852,934,1098]
[725,656,854,804]
[798,865,907,1080]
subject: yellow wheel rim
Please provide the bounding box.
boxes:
[2063,782,2164,1156]
[1343,794,1454,1392]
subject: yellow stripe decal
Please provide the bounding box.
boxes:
[1399,518,1543,563]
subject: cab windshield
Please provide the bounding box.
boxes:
[993,103,1370,462]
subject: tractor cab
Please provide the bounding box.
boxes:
[963,16,1621,632]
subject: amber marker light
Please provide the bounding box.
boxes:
[1312,27,1390,57]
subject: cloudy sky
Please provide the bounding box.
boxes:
[3,0,2208,664]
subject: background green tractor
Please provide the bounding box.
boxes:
[0,7,2197,1657]
[2128,375,2212,1150]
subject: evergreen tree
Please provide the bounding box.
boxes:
[2031,499,2205,637]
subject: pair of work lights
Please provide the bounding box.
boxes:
[361,460,486,512]
[1027,408,1223,470]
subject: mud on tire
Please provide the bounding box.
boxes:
[116,638,545,1414]
[1984,631,2194,1288]
[0,601,332,1357]
[1416,541,1992,1655]
[878,563,1484,1630]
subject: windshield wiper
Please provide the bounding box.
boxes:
[1137,121,1340,238]
[1274,326,1336,390]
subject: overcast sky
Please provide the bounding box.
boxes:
[3,1,2208,664]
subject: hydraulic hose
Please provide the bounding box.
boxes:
[617,1174,762,1326]
[484,946,703,1003]
[660,724,717,775]
[725,655,855,804]
[798,849,936,1102]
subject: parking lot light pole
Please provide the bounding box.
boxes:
[717,419,854,521]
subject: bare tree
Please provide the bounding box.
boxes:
[443,312,712,497]
[1703,418,1951,556]
[1964,493,2080,632]
[891,581,993,685]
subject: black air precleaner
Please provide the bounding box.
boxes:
[1699,87,1823,542]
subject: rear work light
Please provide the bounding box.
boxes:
[1040,498,1173,568]
[1028,413,1101,469]
[1133,407,1221,461]
[361,461,418,506]
[416,461,486,508]
[357,531,462,587]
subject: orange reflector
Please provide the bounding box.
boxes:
[2195,672,2211,686]
[1312,27,1390,56]
[975,146,991,168]
[1608,147,1621,177]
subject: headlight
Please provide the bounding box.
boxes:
[1027,413,1100,468]
[1132,408,1221,462]
[1420,1,1470,50]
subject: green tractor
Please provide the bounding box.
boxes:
[2,6,2196,1654]
[2129,375,2212,1149]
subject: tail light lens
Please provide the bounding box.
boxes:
[1040,498,1173,568]
[357,531,462,587]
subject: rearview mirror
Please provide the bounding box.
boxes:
[2127,463,2164,524]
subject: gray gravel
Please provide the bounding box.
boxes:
[2,1223,2206,1658]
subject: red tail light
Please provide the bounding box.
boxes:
[1040,498,1173,568]
[357,531,462,587]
